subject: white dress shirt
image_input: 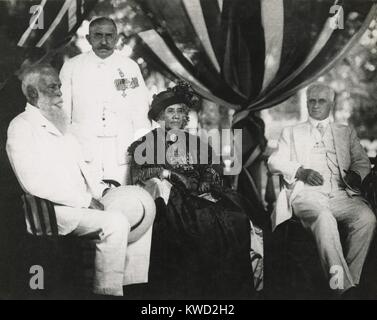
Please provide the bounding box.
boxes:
[308,116,331,144]
[306,117,344,195]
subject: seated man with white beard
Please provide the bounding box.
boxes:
[6,64,155,297]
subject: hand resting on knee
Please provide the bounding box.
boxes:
[295,167,324,186]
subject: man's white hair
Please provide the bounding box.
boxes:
[20,63,54,98]
[306,82,336,101]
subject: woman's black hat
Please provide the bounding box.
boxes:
[148,81,199,121]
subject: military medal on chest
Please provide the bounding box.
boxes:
[114,68,140,98]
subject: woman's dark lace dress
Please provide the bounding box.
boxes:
[128,128,254,299]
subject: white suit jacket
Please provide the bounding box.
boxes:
[268,121,371,230]
[60,50,152,164]
[6,104,107,235]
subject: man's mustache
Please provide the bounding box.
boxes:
[98,45,111,50]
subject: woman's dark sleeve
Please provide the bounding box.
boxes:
[128,139,164,185]
[170,169,200,191]
[198,139,223,187]
[130,163,164,185]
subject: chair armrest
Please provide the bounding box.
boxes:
[102,179,121,188]
[23,194,106,243]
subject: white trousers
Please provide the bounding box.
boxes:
[88,136,130,185]
[72,209,129,296]
[71,209,153,296]
[292,190,376,293]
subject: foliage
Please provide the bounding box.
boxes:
[324,15,377,139]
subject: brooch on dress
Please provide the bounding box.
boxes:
[169,133,178,142]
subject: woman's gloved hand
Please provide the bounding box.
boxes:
[158,169,171,180]
[198,182,211,193]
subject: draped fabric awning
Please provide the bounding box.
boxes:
[16,0,97,48]
[0,0,374,217]
[131,0,377,211]
[1,0,375,116]
[0,0,97,88]
[134,0,377,123]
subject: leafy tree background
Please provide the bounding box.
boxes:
[265,11,377,144]
[326,17,377,140]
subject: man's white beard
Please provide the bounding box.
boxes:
[40,104,69,135]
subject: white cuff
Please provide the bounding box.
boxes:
[283,163,302,185]
[82,193,92,208]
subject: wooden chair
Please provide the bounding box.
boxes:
[20,194,102,299]
[265,159,377,299]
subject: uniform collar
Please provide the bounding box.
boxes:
[25,103,63,136]
[89,50,117,65]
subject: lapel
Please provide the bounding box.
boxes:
[77,158,90,186]
[292,122,312,166]
[41,121,62,137]
[330,123,346,172]
[24,104,63,137]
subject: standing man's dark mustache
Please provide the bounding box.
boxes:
[98,45,111,50]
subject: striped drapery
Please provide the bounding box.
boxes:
[10,0,97,49]
[135,0,377,123]
[0,0,97,88]
[2,0,375,115]
[1,0,376,209]
[133,0,377,212]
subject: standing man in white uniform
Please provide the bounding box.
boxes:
[60,17,151,185]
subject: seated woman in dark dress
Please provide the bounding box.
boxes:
[128,83,254,299]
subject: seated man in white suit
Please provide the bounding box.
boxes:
[6,64,154,297]
[268,83,376,296]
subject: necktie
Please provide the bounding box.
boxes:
[317,122,326,137]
